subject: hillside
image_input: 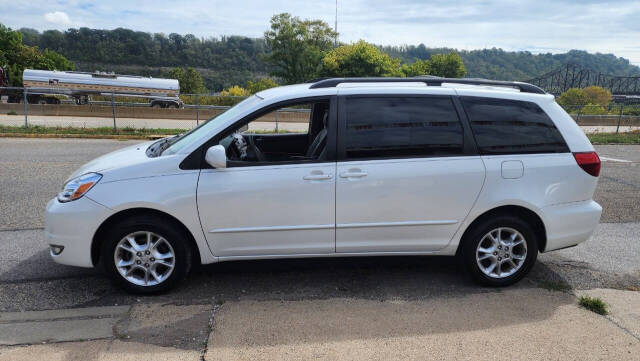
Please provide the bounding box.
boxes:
[18,26,640,91]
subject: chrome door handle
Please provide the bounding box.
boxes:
[339,171,368,178]
[303,174,333,180]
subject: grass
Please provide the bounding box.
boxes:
[578,296,608,315]
[587,131,640,144]
[0,125,303,137]
[538,280,572,292]
[0,125,184,136]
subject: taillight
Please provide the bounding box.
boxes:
[573,152,601,177]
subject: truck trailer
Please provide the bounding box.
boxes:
[1,68,183,108]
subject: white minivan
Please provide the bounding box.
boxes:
[46,78,602,293]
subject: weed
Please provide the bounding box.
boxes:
[578,296,608,315]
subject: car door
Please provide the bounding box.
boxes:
[197,97,337,257]
[335,95,485,253]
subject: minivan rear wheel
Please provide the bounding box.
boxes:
[462,215,538,287]
[101,215,192,294]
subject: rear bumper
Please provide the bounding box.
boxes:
[45,197,112,268]
[541,200,602,252]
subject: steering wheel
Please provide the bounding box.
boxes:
[247,135,266,162]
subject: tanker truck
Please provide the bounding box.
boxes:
[1,68,183,108]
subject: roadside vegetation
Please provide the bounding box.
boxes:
[0,125,183,137]
[0,125,301,137]
[587,131,640,144]
[578,296,608,315]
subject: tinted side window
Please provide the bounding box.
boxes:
[344,97,463,159]
[462,97,569,155]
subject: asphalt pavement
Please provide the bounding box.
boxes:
[0,138,638,313]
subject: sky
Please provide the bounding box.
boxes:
[1,0,639,66]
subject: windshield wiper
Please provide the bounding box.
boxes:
[146,134,181,157]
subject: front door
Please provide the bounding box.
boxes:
[198,163,336,257]
[197,96,337,257]
[335,95,485,253]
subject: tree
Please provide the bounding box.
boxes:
[246,77,278,94]
[401,59,430,77]
[43,49,74,71]
[168,67,206,94]
[426,52,466,78]
[0,24,73,86]
[582,86,611,107]
[320,40,403,77]
[556,88,588,111]
[264,13,337,84]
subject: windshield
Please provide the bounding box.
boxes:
[161,95,263,156]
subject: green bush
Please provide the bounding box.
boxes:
[7,110,17,115]
[580,104,607,115]
[179,94,245,106]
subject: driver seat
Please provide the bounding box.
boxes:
[306,111,328,158]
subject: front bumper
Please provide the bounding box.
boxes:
[542,200,602,252]
[45,196,112,268]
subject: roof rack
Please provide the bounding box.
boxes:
[309,77,546,94]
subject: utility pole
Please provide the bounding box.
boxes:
[334,0,338,47]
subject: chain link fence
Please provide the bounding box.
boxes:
[1,87,639,134]
[564,102,640,133]
[0,87,314,134]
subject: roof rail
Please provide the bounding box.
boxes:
[309,77,546,94]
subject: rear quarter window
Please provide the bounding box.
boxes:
[461,97,569,155]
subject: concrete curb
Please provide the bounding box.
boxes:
[0,306,131,346]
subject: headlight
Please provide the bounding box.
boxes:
[57,172,102,203]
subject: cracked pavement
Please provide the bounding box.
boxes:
[0,138,638,359]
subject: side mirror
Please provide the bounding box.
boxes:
[205,145,227,169]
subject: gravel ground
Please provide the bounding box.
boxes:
[0,138,638,312]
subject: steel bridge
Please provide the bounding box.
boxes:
[526,63,640,97]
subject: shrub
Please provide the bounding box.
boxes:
[583,86,612,107]
[581,104,607,115]
[557,88,588,112]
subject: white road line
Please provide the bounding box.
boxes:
[600,156,632,163]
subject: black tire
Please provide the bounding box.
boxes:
[461,215,538,287]
[101,215,192,294]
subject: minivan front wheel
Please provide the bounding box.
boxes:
[114,231,176,287]
[462,216,537,286]
[101,216,192,293]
